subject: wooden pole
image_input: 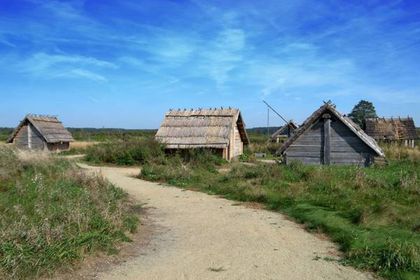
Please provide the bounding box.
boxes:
[28,124,32,149]
[267,108,270,138]
[323,114,331,165]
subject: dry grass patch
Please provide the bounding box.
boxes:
[0,147,139,279]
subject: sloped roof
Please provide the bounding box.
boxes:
[365,117,416,140]
[155,108,249,149]
[278,103,385,157]
[7,114,74,143]
[271,121,298,139]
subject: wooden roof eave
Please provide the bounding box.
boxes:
[236,111,250,145]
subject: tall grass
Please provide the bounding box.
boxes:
[0,147,139,279]
[382,143,420,162]
[85,139,165,165]
[140,155,420,279]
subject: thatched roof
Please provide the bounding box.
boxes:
[278,103,385,157]
[155,108,249,149]
[271,121,298,139]
[365,117,416,140]
[7,114,74,143]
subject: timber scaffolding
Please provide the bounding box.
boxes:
[155,107,249,160]
[365,117,417,148]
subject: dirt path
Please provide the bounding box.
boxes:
[80,164,375,280]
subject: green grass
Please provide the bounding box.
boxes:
[0,147,139,279]
[0,127,13,142]
[68,128,156,142]
[84,138,165,166]
[139,153,420,279]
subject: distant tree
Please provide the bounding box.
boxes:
[348,100,378,128]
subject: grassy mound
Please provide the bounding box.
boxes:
[0,147,139,279]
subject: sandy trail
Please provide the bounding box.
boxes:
[80,164,374,280]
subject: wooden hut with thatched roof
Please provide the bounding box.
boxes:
[278,102,384,166]
[365,117,416,148]
[155,108,249,160]
[7,114,74,152]
[270,121,298,143]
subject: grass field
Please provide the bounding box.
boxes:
[3,127,420,279]
[78,137,420,279]
[0,147,139,279]
[137,146,419,280]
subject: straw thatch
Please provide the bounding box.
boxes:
[156,108,249,156]
[365,117,416,141]
[7,114,74,144]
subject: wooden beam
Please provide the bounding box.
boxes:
[28,124,32,149]
[323,114,331,165]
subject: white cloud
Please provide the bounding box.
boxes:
[17,52,115,82]
[67,69,107,82]
[198,28,247,87]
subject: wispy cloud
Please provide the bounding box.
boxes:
[1,0,419,127]
[198,28,247,87]
[16,52,115,82]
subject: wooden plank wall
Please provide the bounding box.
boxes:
[285,120,323,165]
[285,116,376,166]
[233,125,243,158]
[29,124,46,150]
[330,120,372,166]
[14,124,29,149]
[47,142,70,152]
[13,122,46,150]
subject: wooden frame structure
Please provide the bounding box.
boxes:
[270,121,298,143]
[155,108,249,160]
[278,102,385,166]
[7,114,74,152]
[365,117,416,148]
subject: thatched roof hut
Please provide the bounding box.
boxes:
[278,102,384,166]
[155,108,249,160]
[365,117,416,147]
[270,121,298,143]
[7,114,73,151]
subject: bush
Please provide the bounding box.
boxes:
[0,147,139,279]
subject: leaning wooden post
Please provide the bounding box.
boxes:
[323,114,331,165]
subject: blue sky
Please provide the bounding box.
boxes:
[0,0,419,128]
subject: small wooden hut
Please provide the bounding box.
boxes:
[155,108,249,160]
[270,121,298,143]
[7,114,74,152]
[278,102,384,166]
[365,117,416,148]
